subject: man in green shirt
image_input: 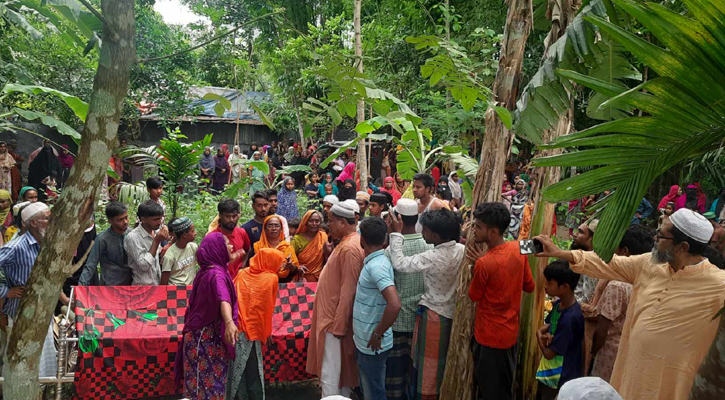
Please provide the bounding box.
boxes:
[384,198,432,400]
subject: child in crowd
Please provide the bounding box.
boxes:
[160,217,198,286]
[146,176,166,214]
[536,260,584,400]
[288,218,300,237]
[658,201,676,230]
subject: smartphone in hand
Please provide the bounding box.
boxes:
[519,239,544,255]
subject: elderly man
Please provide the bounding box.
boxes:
[307,199,364,398]
[0,202,59,376]
[322,195,339,223]
[571,219,598,303]
[534,208,725,400]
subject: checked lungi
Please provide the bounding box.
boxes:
[386,331,415,400]
[411,305,453,400]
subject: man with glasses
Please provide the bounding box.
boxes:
[533,208,725,400]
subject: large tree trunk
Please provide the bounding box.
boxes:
[2,2,136,398]
[354,0,368,189]
[689,311,725,399]
[439,0,533,398]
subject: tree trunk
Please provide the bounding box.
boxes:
[515,113,568,399]
[439,0,533,399]
[689,311,725,399]
[354,0,368,189]
[2,2,136,399]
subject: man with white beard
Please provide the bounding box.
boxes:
[534,208,725,400]
[0,202,59,377]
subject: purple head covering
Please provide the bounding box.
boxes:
[174,232,238,386]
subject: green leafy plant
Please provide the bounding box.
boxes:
[531,0,725,261]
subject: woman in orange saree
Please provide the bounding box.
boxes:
[290,210,329,282]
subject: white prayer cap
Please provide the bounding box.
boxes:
[331,199,359,219]
[670,208,713,244]
[394,199,418,217]
[323,195,339,205]
[356,191,370,202]
[12,201,30,218]
[21,202,49,223]
[588,219,600,233]
[558,377,623,400]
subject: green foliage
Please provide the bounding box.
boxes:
[532,0,725,260]
[513,0,642,145]
[3,83,88,121]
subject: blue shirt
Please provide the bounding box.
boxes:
[353,249,395,355]
[0,233,40,318]
[545,300,584,387]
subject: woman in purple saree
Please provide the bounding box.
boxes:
[174,232,238,399]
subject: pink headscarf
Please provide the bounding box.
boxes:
[658,185,680,210]
[336,162,356,182]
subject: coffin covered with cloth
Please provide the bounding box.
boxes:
[73,283,317,399]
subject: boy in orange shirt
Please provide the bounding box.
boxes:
[467,202,535,400]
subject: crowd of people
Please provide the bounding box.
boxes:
[1,136,725,400]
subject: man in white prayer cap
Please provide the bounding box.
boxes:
[322,195,339,223]
[307,197,364,397]
[534,208,725,400]
[558,377,623,400]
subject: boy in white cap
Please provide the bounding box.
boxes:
[307,199,364,397]
[534,208,725,400]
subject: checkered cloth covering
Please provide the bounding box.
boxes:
[263,282,317,382]
[73,283,318,399]
[73,286,189,399]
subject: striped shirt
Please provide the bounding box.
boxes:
[353,249,395,355]
[385,233,431,332]
[0,233,40,318]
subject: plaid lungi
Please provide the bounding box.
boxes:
[386,331,414,400]
[411,306,453,400]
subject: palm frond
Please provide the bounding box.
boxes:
[533,0,725,260]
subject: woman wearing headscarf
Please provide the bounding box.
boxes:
[694,182,708,211]
[277,177,299,221]
[431,166,441,187]
[213,148,230,193]
[318,173,339,198]
[175,232,238,400]
[228,145,247,184]
[0,142,17,197]
[253,215,299,281]
[28,145,60,203]
[246,143,258,158]
[57,144,75,189]
[658,185,681,211]
[248,152,266,196]
[394,172,409,196]
[337,179,357,202]
[507,179,529,239]
[221,144,231,160]
[675,185,703,212]
[291,210,329,282]
[380,176,402,205]
[0,190,12,246]
[227,248,286,400]
[448,171,463,206]
[199,147,215,190]
[709,187,725,221]
[336,162,356,183]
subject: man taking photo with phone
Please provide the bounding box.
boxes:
[466,202,535,400]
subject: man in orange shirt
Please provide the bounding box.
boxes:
[467,202,535,400]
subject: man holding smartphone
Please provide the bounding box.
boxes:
[466,202,535,400]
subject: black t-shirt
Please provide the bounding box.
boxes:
[241,219,264,258]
